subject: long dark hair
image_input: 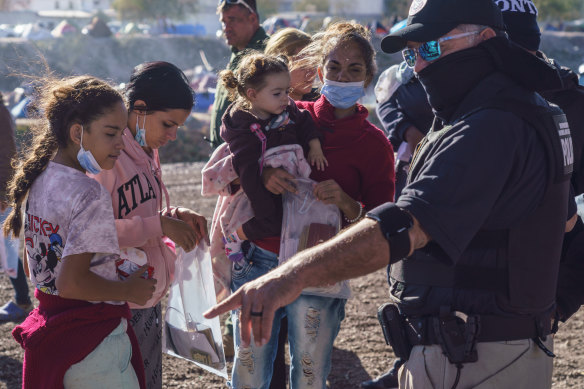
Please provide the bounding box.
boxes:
[3,76,123,238]
[125,61,194,112]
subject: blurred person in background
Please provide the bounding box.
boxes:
[265,27,319,102]
[0,91,33,323]
[374,61,433,200]
[209,0,269,149]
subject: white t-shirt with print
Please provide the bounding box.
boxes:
[24,162,121,303]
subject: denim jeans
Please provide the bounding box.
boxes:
[1,207,31,305]
[63,318,139,389]
[10,260,31,305]
[230,243,346,389]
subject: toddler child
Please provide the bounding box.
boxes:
[218,53,325,261]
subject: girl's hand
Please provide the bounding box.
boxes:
[313,179,358,217]
[176,207,210,246]
[262,167,297,195]
[124,265,157,306]
[161,215,198,252]
[308,149,329,171]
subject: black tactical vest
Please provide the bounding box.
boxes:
[390,82,573,318]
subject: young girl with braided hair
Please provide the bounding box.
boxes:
[3,75,155,389]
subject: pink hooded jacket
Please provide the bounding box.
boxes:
[90,130,176,308]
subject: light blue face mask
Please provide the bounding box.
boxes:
[76,125,102,174]
[135,114,147,147]
[320,79,365,109]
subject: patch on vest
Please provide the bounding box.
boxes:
[553,114,573,175]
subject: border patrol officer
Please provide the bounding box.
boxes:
[204,1,573,388]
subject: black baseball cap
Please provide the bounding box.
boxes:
[381,0,505,53]
[495,0,541,51]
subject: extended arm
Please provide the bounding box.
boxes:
[56,253,156,305]
[204,212,430,346]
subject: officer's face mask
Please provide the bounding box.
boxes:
[320,79,365,109]
[135,114,147,147]
[76,125,103,174]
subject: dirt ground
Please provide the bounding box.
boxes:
[2,162,584,388]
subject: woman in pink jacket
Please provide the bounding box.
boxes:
[91,61,208,389]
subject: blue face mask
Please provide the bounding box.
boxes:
[135,114,147,147]
[320,79,365,109]
[76,125,102,174]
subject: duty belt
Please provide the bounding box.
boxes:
[403,313,551,346]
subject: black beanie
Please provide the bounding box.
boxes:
[495,0,541,51]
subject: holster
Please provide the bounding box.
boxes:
[377,303,413,359]
[432,308,480,365]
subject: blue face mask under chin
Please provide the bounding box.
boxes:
[76,125,103,174]
[320,79,366,109]
[135,114,147,147]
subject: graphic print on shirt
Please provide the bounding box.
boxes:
[24,212,63,295]
[117,173,157,218]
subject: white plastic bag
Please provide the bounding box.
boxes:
[0,213,19,278]
[162,243,228,379]
[280,178,352,298]
[279,178,341,263]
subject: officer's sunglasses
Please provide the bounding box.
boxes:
[218,0,255,14]
[401,30,480,68]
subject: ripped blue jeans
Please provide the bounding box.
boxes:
[230,243,346,389]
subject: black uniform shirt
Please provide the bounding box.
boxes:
[393,73,553,316]
[396,78,547,264]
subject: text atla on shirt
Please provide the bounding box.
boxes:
[117,172,158,218]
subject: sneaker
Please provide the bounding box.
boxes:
[361,367,399,389]
[0,301,33,322]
